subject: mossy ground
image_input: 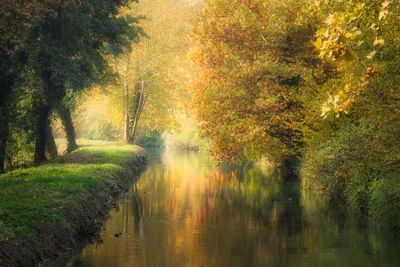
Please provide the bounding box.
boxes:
[0,144,147,266]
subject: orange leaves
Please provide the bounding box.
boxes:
[364,67,375,81]
[191,0,312,163]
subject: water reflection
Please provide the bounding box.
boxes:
[69,150,400,267]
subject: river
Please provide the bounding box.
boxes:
[68,150,400,267]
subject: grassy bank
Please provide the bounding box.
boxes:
[0,145,147,266]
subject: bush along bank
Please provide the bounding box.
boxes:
[300,119,400,229]
[0,145,147,266]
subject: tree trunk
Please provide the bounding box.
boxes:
[46,125,58,159]
[34,104,50,165]
[124,83,130,143]
[131,112,139,142]
[130,81,147,142]
[58,106,77,153]
[0,105,9,173]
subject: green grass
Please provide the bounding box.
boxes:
[0,145,146,247]
[54,138,118,154]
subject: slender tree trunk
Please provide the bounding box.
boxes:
[0,105,9,173]
[124,83,130,143]
[34,104,50,165]
[46,125,58,159]
[130,81,147,142]
[58,106,77,153]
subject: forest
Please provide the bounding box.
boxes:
[1,0,400,265]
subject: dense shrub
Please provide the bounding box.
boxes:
[370,177,400,228]
[302,116,400,223]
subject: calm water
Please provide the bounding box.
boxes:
[68,150,400,267]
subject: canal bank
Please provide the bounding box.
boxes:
[0,145,147,267]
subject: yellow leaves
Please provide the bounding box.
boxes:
[320,63,378,120]
[323,28,330,38]
[320,92,354,119]
[349,2,365,19]
[344,84,351,93]
[378,10,388,21]
[379,1,390,21]
[345,28,361,40]
[313,0,393,121]
[320,95,340,119]
[314,11,359,62]
[315,0,393,65]
[310,0,322,11]
[326,13,338,26]
[356,3,365,11]
[320,103,332,119]
[366,50,376,60]
[382,1,390,9]
[313,37,323,50]
[342,97,353,110]
[370,23,379,32]
[373,38,385,46]
[320,80,363,120]
[315,28,325,36]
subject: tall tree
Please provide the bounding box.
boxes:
[74,0,196,143]
[128,0,196,141]
[24,0,143,163]
[191,0,318,163]
[0,0,66,172]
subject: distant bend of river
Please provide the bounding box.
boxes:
[68,149,400,267]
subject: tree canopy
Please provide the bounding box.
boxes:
[0,0,143,170]
[190,0,400,226]
[191,0,318,163]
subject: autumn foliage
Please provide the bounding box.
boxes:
[191,0,400,226]
[191,0,317,163]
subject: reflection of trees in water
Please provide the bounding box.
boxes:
[131,184,143,224]
[198,163,400,266]
[218,161,254,183]
[72,151,400,267]
[299,187,400,266]
[242,167,304,261]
